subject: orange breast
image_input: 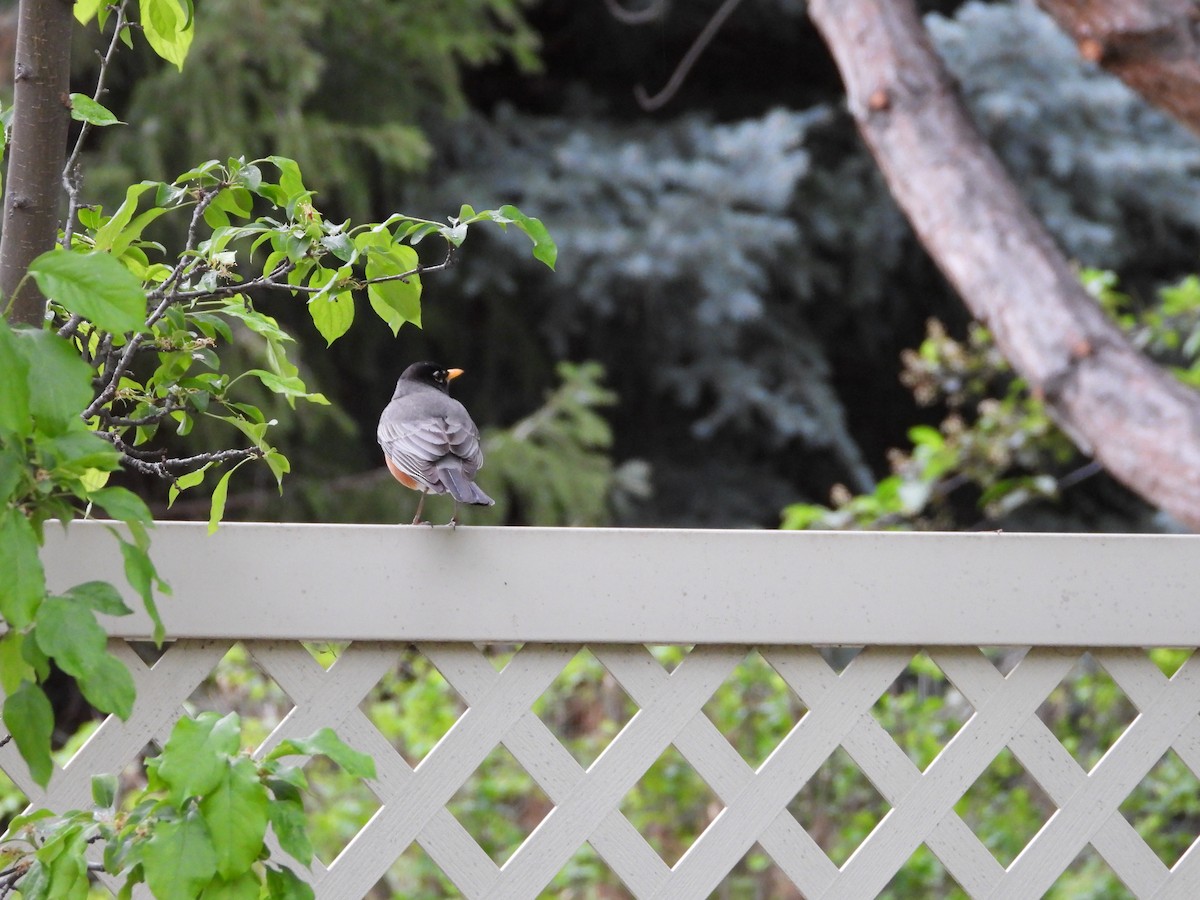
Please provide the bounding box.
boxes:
[385,457,422,491]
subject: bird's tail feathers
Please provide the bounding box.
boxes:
[438,464,495,506]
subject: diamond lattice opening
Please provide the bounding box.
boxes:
[870,650,971,771]
[648,644,692,674]
[550,841,619,896]
[878,843,964,898]
[302,641,350,671]
[788,746,891,866]
[1047,843,1124,898]
[477,642,521,672]
[186,643,295,750]
[1149,647,1193,678]
[1119,748,1200,867]
[703,649,806,768]
[955,745,1056,867]
[621,745,723,867]
[718,842,803,899]
[531,647,636,768]
[385,839,459,897]
[446,743,553,865]
[302,754,383,866]
[823,646,864,674]
[1034,652,1138,772]
[359,646,466,766]
[126,639,170,666]
[980,646,1027,677]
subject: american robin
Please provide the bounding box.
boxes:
[378,361,495,525]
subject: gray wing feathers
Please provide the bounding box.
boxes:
[378,395,490,503]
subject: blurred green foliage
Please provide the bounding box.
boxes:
[78,0,542,218]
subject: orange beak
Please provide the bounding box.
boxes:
[447,368,464,381]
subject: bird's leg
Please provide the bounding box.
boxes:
[448,500,460,528]
[411,491,429,525]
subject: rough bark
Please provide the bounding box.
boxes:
[1036,0,1200,137]
[0,0,72,327]
[807,0,1200,530]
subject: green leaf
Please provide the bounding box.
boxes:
[28,251,147,335]
[0,507,45,628]
[68,93,123,127]
[219,302,293,343]
[92,772,118,808]
[33,597,107,678]
[4,682,54,786]
[2,807,55,840]
[366,245,422,335]
[37,824,88,899]
[208,467,235,534]
[79,653,136,720]
[199,756,269,879]
[117,534,166,645]
[307,288,354,346]
[264,451,290,489]
[139,0,194,71]
[0,632,34,695]
[143,812,218,900]
[88,486,153,524]
[0,443,26,502]
[265,156,307,203]
[33,596,135,718]
[498,204,557,269]
[93,183,156,252]
[266,796,312,866]
[40,429,122,475]
[267,728,376,779]
[12,330,94,435]
[264,866,315,900]
[0,318,31,436]
[62,581,133,617]
[74,0,105,24]
[156,712,241,805]
[198,872,261,900]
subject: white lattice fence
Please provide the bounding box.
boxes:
[26,523,1200,898]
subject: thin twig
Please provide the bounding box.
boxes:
[61,1,129,252]
[634,0,745,111]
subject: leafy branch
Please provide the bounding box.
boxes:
[781,269,1200,531]
[0,712,375,900]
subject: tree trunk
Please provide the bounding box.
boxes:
[1036,0,1200,137]
[0,0,72,327]
[807,0,1200,531]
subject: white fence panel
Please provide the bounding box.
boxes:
[15,522,1200,898]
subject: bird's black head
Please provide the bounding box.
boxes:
[398,361,462,394]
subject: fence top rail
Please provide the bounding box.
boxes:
[40,520,1200,646]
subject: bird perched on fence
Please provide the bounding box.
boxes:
[378,361,495,525]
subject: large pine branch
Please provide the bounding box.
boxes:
[807,0,1200,530]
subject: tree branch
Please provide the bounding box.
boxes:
[807,0,1200,530]
[634,0,745,111]
[1035,0,1200,137]
[94,429,264,478]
